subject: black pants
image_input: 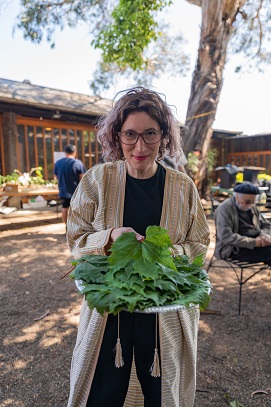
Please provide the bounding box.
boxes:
[230,246,271,265]
[86,311,161,407]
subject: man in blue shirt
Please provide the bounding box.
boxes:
[54,145,86,225]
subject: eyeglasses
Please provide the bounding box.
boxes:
[118,129,163,145]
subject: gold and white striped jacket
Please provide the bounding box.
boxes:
[66,161,210,407]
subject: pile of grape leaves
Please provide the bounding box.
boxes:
[70,226,210,315]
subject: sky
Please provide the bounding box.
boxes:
[0,0,270,136]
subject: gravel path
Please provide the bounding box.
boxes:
[0,215,270,406]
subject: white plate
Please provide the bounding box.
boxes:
[75,279,85,292]
[75,279,211,313]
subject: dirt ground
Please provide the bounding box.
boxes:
[0,212,270,407]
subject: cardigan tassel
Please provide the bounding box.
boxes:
[150,313,161,377]
[150,348,161,377]
[115,313,124,368]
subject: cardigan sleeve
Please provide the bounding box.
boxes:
[171,181,210,261]
[66,169,113,258]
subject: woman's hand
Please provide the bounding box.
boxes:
[104,227,144,255]
[111,227,145,242]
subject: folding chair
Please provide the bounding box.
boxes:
[208,255,269,315]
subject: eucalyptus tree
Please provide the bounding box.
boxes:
[184,0,270,192]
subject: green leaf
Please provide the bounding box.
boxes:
[141,240,176,270]
[108,232,142,270]
[85,291,113,315]
[156,263,180,283]
[130,283,146,296]
[192,254,204,267]
[70,262,106,284]
[140,290,160,306]
[154,279,177,293]
[71,254,108,267]
[176,290,211,311]
[145,225,173,247]
[81,283,109,293]
[133,258,160,279]
[125,262,136,279]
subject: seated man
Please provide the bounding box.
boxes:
[214,182,271,265]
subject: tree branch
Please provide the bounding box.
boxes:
[250,0,264,55]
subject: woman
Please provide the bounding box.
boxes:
[66,87,210,407]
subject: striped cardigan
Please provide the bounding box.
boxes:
[66,161,210,407]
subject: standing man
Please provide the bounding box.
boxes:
[160,152,187,172]
[54,145,86,225]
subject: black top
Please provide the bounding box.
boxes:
[123,165,166,236]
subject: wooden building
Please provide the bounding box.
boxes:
[212,129,271,173]
[0,78,112,180]
[225,132,271,171]
[1,78,271,181]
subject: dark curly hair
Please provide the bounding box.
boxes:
[97,86,184,162]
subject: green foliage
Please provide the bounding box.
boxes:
[206,147,218,175]
[14,166,45,186]
[15,1,271,75]
[186,148,218,183]
[0,167,55,187]
[186,152,201,178]
[27,166,45,185]
[0,172,20,185]
[0,175,5,186]
[93,0,172,70]
[12,0,271,98]
[90,28,189,93]
[70,226,211,315]
[15,0,187,92]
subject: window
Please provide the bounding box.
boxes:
[16,118,100,180]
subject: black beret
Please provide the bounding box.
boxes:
[233,182,260,195]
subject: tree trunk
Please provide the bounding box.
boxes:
[184,0,248,195]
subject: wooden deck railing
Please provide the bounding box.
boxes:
[227,150,271,172]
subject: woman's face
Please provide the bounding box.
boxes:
[120,111,161,179]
